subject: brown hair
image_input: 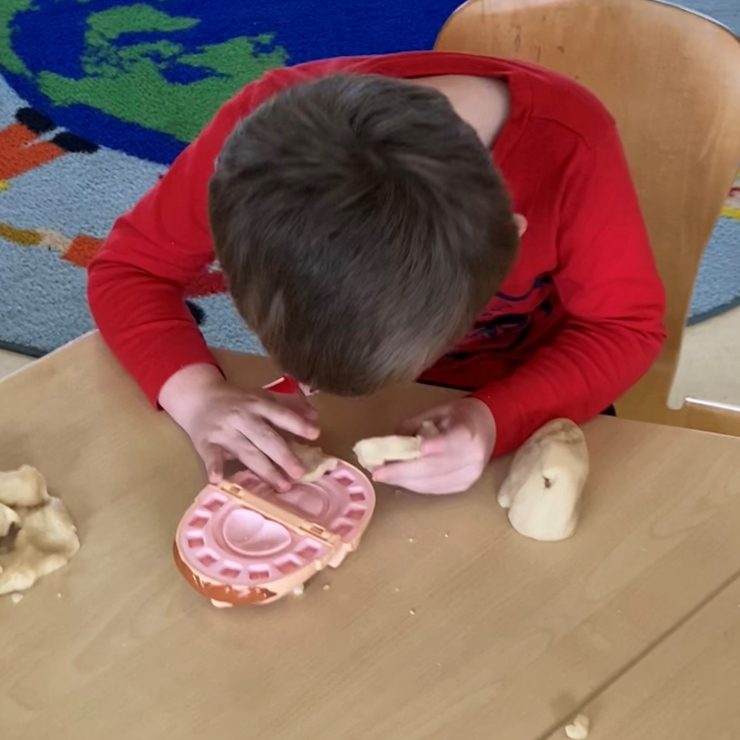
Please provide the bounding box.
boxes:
[209,73,518,395]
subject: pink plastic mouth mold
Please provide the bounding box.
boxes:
[174,462,376,607]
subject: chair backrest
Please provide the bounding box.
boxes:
[435,0,740,410]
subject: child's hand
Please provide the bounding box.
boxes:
[159,364,319,490]
[372,398,496,494]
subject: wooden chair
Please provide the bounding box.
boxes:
[435,0,740,436]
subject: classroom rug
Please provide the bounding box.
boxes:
[0,0,737,356]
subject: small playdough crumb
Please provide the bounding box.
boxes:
[10,592,23,605]
[564,713,590,739]
[322,584,331,591]
[292,583,305,597]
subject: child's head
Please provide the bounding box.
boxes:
[210,74,519,395]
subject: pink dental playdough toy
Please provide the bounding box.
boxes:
[174,376,376,607]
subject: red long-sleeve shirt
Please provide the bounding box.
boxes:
[88,51,665,455]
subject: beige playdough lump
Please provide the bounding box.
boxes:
[0,465,80,596]
[289,442,339,483]
[0,465,49,507]
[353,422,438,471]
[497,419,589,542]
[353,435,422,471]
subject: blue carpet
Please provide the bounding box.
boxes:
[0,0,736,358]
[688,210,740,325]
[682,0,740,325]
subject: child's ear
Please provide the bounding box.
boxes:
[513,213,528,237]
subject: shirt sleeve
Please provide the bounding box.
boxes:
[472,122,667,455]
[87,89,256,405]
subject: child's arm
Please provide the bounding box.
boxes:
[377,122,665,493]
[88,78,319,485]
[87,93,248,403]
[471,122,666,455]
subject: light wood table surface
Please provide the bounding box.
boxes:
[2,333,740,740]
[543,579,740,740]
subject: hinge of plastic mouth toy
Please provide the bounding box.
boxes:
[217,482,341,549]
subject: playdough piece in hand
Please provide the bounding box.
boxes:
[0,466,80,596]
[353,422,438,471]
[289,442,339,483]
[497,419,589,542]
[353,435,423,471]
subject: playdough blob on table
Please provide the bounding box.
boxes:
[0,465,80,597]
[497,419,589,542]
[174,449,375,607]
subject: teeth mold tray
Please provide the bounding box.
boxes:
[174,462,376,607]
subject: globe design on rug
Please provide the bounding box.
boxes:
[0,0,289,162]
[0,0,462,160]
[0,0,462,355]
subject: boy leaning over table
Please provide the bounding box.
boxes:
[88,52,666,495]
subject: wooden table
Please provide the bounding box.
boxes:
[543,579,740,740]
[2,333,740,740]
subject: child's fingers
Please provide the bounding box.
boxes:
[202,444,226,483]
[234,418,305,480]
[375,465,475,495]
[372,452,467,486]
[403,472,476,495]
[225,435,292,491]
[267,390,319,424]
[419,418,481,455]
[254,397,320,439]
[397,405,454,435]
[419,433,452,455]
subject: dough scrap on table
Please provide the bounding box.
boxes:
[564,713,590,739]
[0,465,80,596]
[0,465,49,507]
[497,419,589,542]
[0,501,20,536]
[289,442,339,483]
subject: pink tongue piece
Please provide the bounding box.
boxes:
[222,509,292,557]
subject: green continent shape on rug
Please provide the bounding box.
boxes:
[29,3,287,143]
[0,0,33,76]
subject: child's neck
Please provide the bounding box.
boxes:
[414,74,510,149]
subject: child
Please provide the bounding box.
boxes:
[88,52,665,495]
